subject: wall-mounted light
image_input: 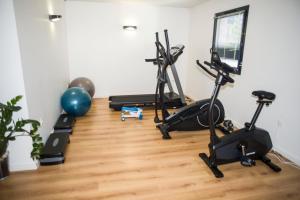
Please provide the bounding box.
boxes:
[123,25,137,31]
[49,15,62,22]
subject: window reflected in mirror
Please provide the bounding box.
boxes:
[212,5,249,74]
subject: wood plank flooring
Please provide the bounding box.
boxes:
[0,98,300,200]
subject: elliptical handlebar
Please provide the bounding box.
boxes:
[155,32,166,59]
[164,30,171,59]
[155,32,159,42]
[145,58,164,66]
[145,58,158,62]
[155,42,167,61]
[153,30,184,67]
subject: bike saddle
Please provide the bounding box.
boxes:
[252,90,276,101]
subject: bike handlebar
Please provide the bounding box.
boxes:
[211,52,236,74]
[204,61,212,67]
[197,60,234,84]
[196,60,217,79]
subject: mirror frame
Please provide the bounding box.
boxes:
[212,5,249,75]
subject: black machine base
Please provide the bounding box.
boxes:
[157,124,232,140]
[199,153,281,178]
[199,153,224,178]
[156,124,171,140]
[261,156,282,172]
[40,132,70,166]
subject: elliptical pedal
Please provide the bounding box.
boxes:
[223,120,234,132]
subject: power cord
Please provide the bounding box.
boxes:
[269,150,300,170]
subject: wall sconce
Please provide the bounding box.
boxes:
[49,15,62,22]
[123,25,137,31]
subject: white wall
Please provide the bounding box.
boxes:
[0,0,69,171]
[66,1,190,97]
[13,0,70,148]
[0,0,37,171]
[188,0,300,164]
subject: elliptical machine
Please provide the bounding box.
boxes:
[154,30,232,140]
[198,51,281,178]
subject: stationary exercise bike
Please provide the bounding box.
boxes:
[154,30,233,140]
[198,51,281,178]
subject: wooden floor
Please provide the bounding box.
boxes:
[1,98,300,200]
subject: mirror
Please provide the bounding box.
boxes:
[212,5,249,74]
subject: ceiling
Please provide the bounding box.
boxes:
[66,0,208,8]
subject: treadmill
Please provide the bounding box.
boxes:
[109,44,186,111]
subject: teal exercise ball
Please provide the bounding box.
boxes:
[61,87,91,117]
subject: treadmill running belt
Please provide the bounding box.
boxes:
[109,94,156,103]
[109,93,184,111]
